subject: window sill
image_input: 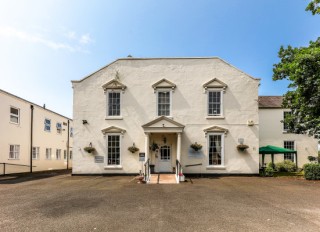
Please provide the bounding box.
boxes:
[206,166,226,170]
[9,121,20,125]
[105,116,123,120]
[8,158,20,160]
[104,165,123,170]
[206,116,225,119]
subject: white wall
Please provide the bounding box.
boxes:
[0,90,73,174]
[259,108,318,167]
[72,58,260,174]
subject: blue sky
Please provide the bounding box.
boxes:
[0,0,319,118]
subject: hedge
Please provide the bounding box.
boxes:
[304,163,320,180]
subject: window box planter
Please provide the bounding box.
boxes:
[190,142,202,152]
[237,144,249,152]
[84,147,95,153]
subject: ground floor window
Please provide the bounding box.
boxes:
[46,148,52,160]
[69,150,72,160]
[208,134,224,165]
[56,149,61,160]
[32,147,40,160]
[160,146,171,161]
[9,145,20,159]
[284,141,295,162]
[64,150,67,160]
[107,135,120,165]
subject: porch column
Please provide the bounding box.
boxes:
[177,133,181,161]
[145,133,150,161]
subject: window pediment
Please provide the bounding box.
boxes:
[203,78,227,92]
[101,126,126,135]
[204,125,228,135]
[152,79,176,91]
[102,79,126,92]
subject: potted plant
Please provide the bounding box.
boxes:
[190,142,202,152]
[237,144,249,152]
[128,143,139,153]
[150,142,159,152]
[84,147,95,153]
[179,172,185,182]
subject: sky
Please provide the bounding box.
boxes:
[0,0,319,118]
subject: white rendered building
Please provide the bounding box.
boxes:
[0,89,73,174]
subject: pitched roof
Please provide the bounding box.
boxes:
[258,96,283,108]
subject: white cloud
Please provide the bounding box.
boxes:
[79,34,93,45]
[0,26,92,53]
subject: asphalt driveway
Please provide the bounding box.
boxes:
[0,174,319,232]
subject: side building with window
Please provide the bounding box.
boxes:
[259,96,318,167]
[0,89,73,174]
[72,57,260,175]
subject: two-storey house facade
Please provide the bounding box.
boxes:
[72,57,260,175]
[0,89,73,174]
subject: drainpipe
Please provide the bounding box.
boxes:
[67,119,70,170]
[30,105,34,173]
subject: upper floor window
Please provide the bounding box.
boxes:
[44,119,51,132]
[10,106,20,124]
[56,122,62,134]
[102,77,126,119]
[157,91,171,116]
[70,127,73,137]
[203,78,227,118]
[107,91,121,116]
[9,145,20,159]
[32,147,40,160]
[208,91,222,116]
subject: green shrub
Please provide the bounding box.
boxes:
[275,160,296,172]
[264,166,274,177]
[304,163,320,180]
[267,162,274,168]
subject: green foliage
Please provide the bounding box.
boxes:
[306,0,320,15]
[264,166,274,177]
[275,160,296,172]
[273,38,320,136]
[303,163,320,180]
[190,142,203,151]
[84,147,95,153]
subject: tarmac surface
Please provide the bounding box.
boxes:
[0,172,320,232]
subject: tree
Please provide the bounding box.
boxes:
[306,0,320,15]
[273,38,320,136]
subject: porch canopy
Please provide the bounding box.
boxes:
[259,145,297,169]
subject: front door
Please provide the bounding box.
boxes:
[158,145,172,172]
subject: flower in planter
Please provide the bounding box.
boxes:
[84,147,95,153]
[190,142,203,152]
[128,143,139,153]
[237,144,249,151]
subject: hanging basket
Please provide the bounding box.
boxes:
[237,144,249,152]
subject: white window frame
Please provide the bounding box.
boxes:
[64,150,67,160]
[284,140,295,162]
[156,89,172,117]
[46,148,52,160]
[69,150,73,160]
[10,106,20,124]
[56,149,61,160]
[44,118,51,132]
[106,134,122,167]
[56,122,62,134]
[207,90,223,118]
[207,133,225,167]
[106,90,123,119]
[32,147,40,160]
[9,145,20,160]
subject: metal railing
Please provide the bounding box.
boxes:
[0,163,36,176]
[144,158,151,183]
[176,159,182,183]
